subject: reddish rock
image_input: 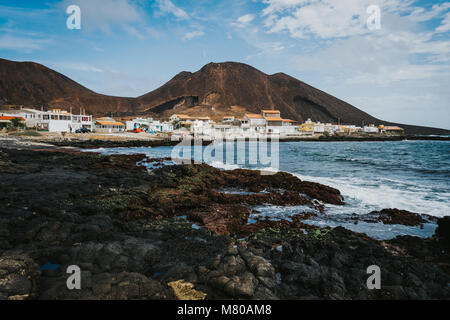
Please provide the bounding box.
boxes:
[370,209,427,227]
[187,204,251,236]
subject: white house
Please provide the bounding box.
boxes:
[243,113,266,134]
[0,108,93,132]
[222,116,235,123]
[364,125,379,133]
[126,117,173,133]
[314,122,325,134]
[149,120,173,133]
[126,118,152,131]
[95,117,125,133]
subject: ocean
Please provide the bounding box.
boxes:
[87,140,449,240]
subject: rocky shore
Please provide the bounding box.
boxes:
[0,140,449,300]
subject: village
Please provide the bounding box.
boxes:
[0,106,405,141]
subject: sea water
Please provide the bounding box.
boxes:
[86,140,449,239]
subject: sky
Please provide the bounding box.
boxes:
[0,0,449,129]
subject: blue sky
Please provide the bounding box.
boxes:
[0,0,449,129]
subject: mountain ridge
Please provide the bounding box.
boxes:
[0,58,448,135]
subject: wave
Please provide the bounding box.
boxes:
[293,173,449,217]
[86,145,450,219]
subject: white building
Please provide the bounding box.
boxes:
[192,120,214,139]
[149,120,173,133]
[243,113,266,135]
[313,122,325,134]
[126,117,173,133]
[95,117,125,133]
[364,125,379,133]
[0,108,93,132]
[126,118,152,131]
[222,116,235,123]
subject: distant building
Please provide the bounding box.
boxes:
[222,116,235,123]
[364,125,379,133]
[341,125,362,134]
[95,117,125,133]
[170,108,303,139]
[170,114,191,123]
[170,114,212,123]
[243,113,266,134]
[282,119,296,126]
[262,110,281,118]
[301,119,315,135]
[382,126,404,135]
[0,107,93,132]
[0,115,25,128]
[314,122,325,134]
[126,117,150,131]
[266,116,283,127]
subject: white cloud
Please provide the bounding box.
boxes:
[0,35,48,52]
[232,14,256,28]
[50,62,105,73]
[262,0,450,39]
[408,3,450,22]
[258,0,450,128]
[155,0,189,19]
[123,25,145,40]
[183,30,205,40]
[436,12,450,33]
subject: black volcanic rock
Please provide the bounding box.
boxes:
[0,146,449,300]
[436,217,450,248]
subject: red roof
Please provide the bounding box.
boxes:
[0,116,25,121]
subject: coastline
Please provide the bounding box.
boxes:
[1,132,448,150]
[0,137,449,300]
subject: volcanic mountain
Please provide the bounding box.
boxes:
[139,62,378,124]
[0,58,137,115]
[0,58,448,135]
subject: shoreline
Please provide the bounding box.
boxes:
[0,138,449,300]
[2,133,448,150]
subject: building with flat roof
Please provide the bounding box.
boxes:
[0,107,93,132]
[95,117,125,133]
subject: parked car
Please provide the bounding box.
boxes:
[75,127,91,133]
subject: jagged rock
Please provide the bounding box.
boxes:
[0,147,448,301]
[436,217,450,247]
[0,253,40,300]
[168,280,206,300]
[368,208,427,226]
[39,272,173,300]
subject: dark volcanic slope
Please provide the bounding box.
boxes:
[138,62,449,135]
[0,58,447,134]
[138,62,377,125]
[0,58,137,115]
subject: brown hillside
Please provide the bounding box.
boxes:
[0,58,448,135]
[138,62,379,124]
[0,58,137,115]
